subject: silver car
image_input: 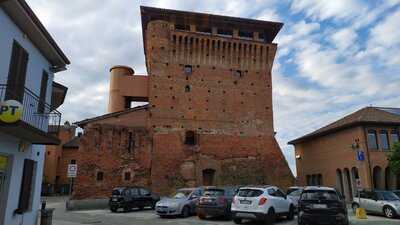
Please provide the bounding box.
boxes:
[287,189,303,209]
[155,187,203,217]
[352,190,400,218]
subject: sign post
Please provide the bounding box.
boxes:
[67,164,77,197]
[355,150,367,219]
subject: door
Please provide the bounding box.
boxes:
[0,155,9,222]
[202,169,215,186]
[363,192,377,212]
[269,188,288,213]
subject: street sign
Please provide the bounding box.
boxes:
[356,150,365,161]
[356,178,362,189]
[67,164,77,178]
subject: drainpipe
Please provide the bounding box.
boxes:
[362,125,374,190]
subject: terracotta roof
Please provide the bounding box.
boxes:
[63,136,80,148]
[288,107,400,145]
[74,105,148,127]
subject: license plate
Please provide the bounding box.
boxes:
[236,212,256,218]
[240,200,252,204]
[313,204,327,209]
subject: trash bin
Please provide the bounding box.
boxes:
[40,208,55,225]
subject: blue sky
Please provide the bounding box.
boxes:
[27,0,400,175]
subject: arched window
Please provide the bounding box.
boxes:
[184,131,196,145]
[385,167,392,190]
[390,129,399,145]
[317,174,323,185]
[124,172,131,181]
[185,85,191,92]
[336,169,344,195]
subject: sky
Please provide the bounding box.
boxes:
[27,0,400,175]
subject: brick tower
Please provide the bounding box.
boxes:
[74,6,294,199]
[140,7,294,194]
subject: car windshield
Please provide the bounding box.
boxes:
[378,192,400,201]
[301,190,338,201]
[112,189,122,195]
[204,189,225,197]
[237,189,263,197]
[288,189,302,197]
[173,190,192,199]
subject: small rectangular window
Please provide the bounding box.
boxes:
[184,65,192,75]
[197,26,212,34]
[127,132,133,153]
[96,171,104,181]
[124,172,131,181]
[367,130,378,150]
[38,71,49,113]
[217,29,233,37]
[70,160,76,164]
[239,30,253,39]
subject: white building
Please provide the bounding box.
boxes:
[0,1,69,225]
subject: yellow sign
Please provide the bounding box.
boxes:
[0,100,23,123]
[0,155,7,170]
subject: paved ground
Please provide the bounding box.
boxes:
[44,197,399,225]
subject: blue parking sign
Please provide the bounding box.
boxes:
[356,150,365,161]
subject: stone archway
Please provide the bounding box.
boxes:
[336,169,344,195]
[202,169,216,186]
[343,168,353,201]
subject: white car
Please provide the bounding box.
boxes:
[231,186,295,224]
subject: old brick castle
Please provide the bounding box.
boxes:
[73,6,294,199]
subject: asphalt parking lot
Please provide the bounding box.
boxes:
[45,197,399,225]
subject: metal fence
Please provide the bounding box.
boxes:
[0,84,61,133]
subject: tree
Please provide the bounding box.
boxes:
[388,142,400,175]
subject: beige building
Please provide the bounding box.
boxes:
[289,107,400,201]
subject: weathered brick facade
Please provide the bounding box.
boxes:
[73,6,294,199]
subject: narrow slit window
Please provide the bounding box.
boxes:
[96,171,104,181]
[185,85,191,92]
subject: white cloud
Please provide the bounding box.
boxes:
[290,0,367,21]
[330,28,358,50]
[370,10,400,47]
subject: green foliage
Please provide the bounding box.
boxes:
[388,142,400,175]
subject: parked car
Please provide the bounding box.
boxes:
[286,189,302,210]
[298,186,348,225]
[287,186,304,195]
[231,185,295,224]
[393,190,400,198]
[109,186,160,212]
[352,190,400,218]
[196,186,239,219]
[155,187,203,218]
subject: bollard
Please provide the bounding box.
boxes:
[355,207,367,219]
[40,208,55,225]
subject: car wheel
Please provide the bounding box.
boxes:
[383,206,397,218]
[287,205,295,220]
[182,206,190,218]
[265,208,276,225]
[351,203,359,213]
[110,207,117,213]
[233,218,242,224]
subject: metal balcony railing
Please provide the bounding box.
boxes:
[0,84,61,134]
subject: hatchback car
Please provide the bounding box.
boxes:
[155,187,203,218]
[109,186,160,212]
[287,189,302,210]
[298,186,348,225]
[197,186,239,219]
[231,186,294,224]
[352,190,400,218]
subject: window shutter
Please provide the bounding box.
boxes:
[38,71,49,113]
[15,159,35,214]
[6,41,29,102]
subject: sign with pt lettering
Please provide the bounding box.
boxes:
[356,150,365,161]
[0,100,23,123]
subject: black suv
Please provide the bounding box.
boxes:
[196,186,239,219]
[109,186,160,212]
[298,186,348,225]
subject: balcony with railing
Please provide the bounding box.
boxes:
[0,84,61,145]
